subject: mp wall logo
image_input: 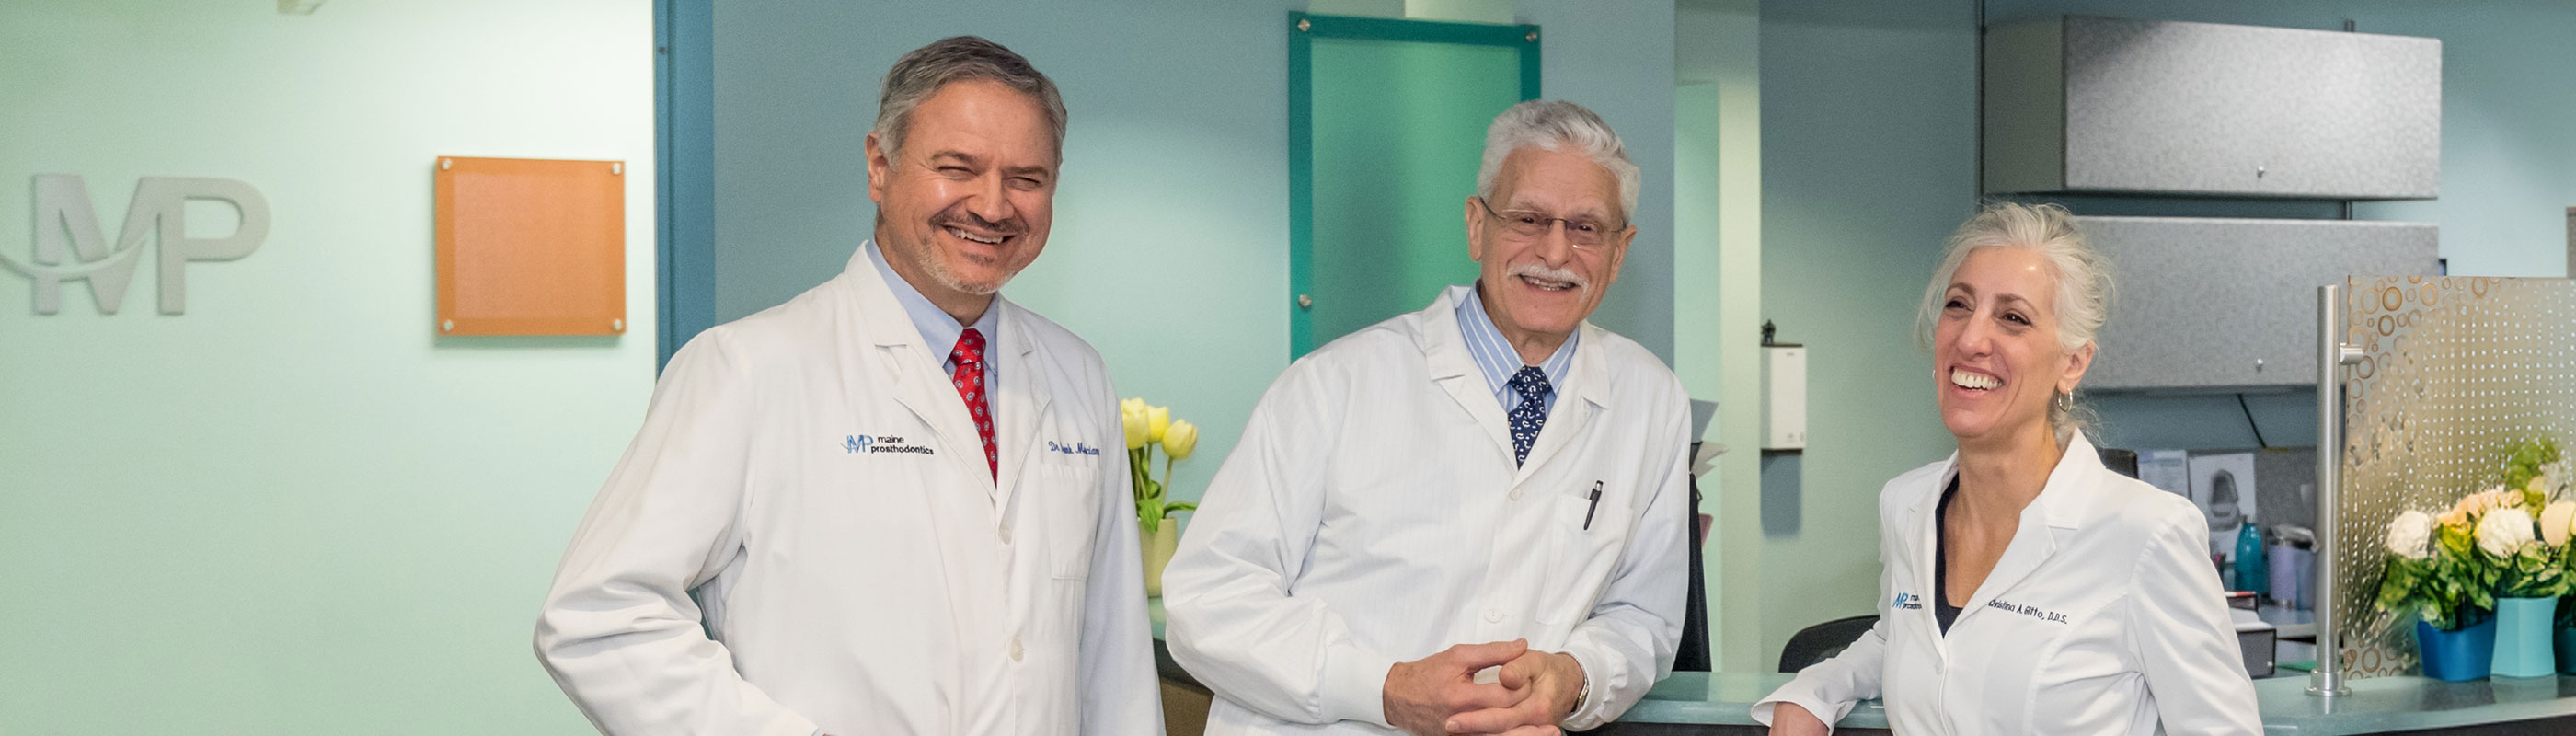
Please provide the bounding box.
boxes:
[0,174,270,315]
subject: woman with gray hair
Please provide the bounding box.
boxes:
[1752,202,2260,734]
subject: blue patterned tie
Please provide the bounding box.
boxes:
[1507,366,1551,466]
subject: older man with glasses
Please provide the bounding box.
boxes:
[1164,100,1693,736]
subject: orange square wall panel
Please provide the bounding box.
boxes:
[434,156,626,336]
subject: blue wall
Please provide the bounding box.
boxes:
[701,1,1675,503]
[1752,0,1981,662]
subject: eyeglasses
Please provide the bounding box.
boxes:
[1475,196,1624,248]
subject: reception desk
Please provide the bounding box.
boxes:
[1593,671,2576,734]
[1150,600,2576,734]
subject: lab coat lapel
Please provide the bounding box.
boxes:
[844,249,1002,492]
[1910,460,1956,660]
[1958,435,2101,627]
[832,245,990,678]
[1422,287,1517,463]
[991,299,1052,515]
[1512,322,1604,485]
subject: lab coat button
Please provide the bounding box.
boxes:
[1008,637,1025,661]
[1485,608,1504,623]
[998,526,1012,544]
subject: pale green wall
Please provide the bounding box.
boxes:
[0,1,650,732]
[1753,0,1978,665]
[1672,81,1730,666]
[1676,0,1767,673]
[707,1,1676,507]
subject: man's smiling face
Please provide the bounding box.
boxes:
[866,78,1059,304]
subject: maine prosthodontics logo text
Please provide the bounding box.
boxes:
[845,434,935,455]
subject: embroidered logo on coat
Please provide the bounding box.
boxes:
[1986,597,2069,624]
[844,434,935,455]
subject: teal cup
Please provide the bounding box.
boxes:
[2493,597,2556,678]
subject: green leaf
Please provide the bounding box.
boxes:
[2502,437,2562,492]
[2377,557,2422,612]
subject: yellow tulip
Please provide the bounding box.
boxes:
[1148,405,1172,443]
[1121,397,1146,421]
[1164,420,1199,461]
[1122,408,1149,449]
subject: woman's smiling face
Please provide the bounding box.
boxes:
[1934,247,2094,444]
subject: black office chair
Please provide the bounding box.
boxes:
[2099,447,2140,479]
[1777,615,1879,673]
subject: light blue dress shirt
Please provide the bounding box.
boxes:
[866,239,1000,380]
[1455,282,1577,417]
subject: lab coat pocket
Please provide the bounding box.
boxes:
[1537,492,1630,625]
[1036,461,1102,580]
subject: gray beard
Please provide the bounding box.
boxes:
[910,235,1008,296]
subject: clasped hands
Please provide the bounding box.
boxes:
[1383,639,1585,736]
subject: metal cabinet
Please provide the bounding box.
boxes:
[2078,216,2438,392]
[1985,17,2441,200]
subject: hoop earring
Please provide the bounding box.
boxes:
[2054,391,2074,412]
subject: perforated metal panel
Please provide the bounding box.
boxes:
[2333,277,2576,678]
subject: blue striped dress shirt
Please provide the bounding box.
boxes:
[1454,282,1578,417]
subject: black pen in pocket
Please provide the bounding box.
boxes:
[1583,480,1603,530]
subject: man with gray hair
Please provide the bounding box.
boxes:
[1164,100,1691,735]
[535,36,1159,735]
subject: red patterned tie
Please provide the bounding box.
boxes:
[949,328,997,481]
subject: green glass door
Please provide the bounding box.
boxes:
[1289,13,1539,357]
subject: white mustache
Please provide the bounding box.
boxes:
[1508,263,1586,290]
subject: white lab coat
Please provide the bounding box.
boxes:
[1164,285,1692,735]
[533,246,1160,736]
[1752,435,2260,735]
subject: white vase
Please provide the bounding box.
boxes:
[1141,523,1179,597]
